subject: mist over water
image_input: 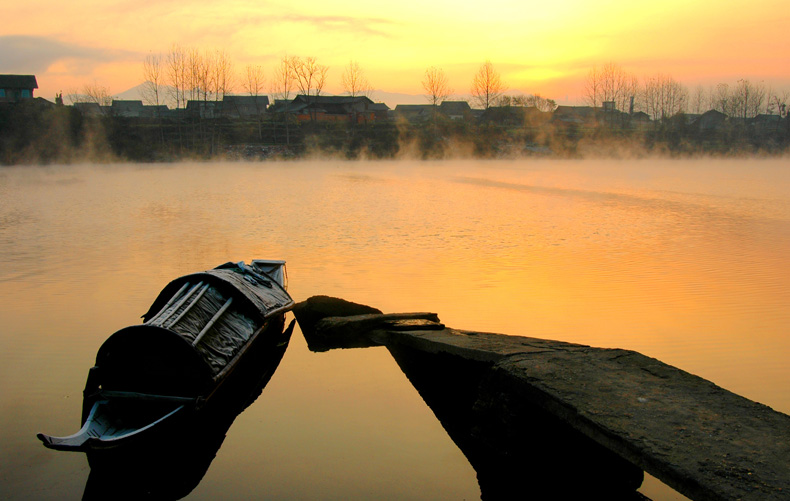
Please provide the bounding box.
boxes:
[1,158,788,499]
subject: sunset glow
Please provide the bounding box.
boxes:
[2,0,789,104]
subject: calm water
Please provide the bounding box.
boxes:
[1,159,788,499]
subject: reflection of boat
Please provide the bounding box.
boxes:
[38,260,294,452]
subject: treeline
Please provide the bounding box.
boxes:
[3,51,789,164]
[581,62,787,120]
[66,49,789,134]
[2,100,788,165]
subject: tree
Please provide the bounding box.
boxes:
[525,94,557,112]
[243,64,266,140]
[243,64,266,98]
[141,53,164,108]
[422,66,452,107]
[83,80,113,107]
[471,60,505,110]
[165,44,187,109]
[186,47,203,102]
[711,83,734,116]
[211,49,234,101]
[767,88,789,117]
[690,85,706,115]
[732,79,766,119]
[341,60,372,98]
[271,55,296,144]
[641,74,688,121]
[290,56,328,122]
[583,66,602,108]
[584,62,636,112]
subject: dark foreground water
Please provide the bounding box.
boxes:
[1,159,788,499]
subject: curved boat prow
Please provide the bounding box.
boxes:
[38,399,188,452]
[37,401,108,452]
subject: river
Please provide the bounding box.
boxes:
[1,158,788,499]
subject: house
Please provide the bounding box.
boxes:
[0,75,38,103]
[271,95,379,123]
[268,99,307,116]
[111,100,145,117]
[478,106,551,127]
[393,104,434,123]
[73,102,104,117]
[186,100,222,119]
[691,110,728,131]
[551,106,600,127]
[629,111,651,131]
[438,101,472,120]
[368,102,390,121]
[751,114,783,134]
[222,95,270,119]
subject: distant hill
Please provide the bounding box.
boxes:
[115,82,147,101]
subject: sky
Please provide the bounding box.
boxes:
[2,0,789,105]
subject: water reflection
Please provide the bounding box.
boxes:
[3,160,788,500]
[82,319,295,500]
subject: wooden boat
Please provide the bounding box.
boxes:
[82,317,296,499]
[37,260,294,452]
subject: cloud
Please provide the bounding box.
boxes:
[0,35,139,75]
[269,14,396,39]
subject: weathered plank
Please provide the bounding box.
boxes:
[380,327,790,501]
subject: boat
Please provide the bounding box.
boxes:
[82,316,296,499]
[37,260,295,452]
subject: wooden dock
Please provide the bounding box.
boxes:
[294,296,790,501]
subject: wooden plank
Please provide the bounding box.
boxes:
[380,327,790,501]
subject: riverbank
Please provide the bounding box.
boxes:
[2,100,788,165]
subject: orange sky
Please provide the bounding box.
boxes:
[2,0,789,105]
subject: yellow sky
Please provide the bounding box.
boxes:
[3,0,789,104]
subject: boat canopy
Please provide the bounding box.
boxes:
[142,261,292,324]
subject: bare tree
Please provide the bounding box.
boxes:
[525,94,558,112]
[422,66,452,107]
[690,85,706,115]
[212,49,234,101]
[194,49,212,103]
[83,80,113,107]
[471,60,505,110]
[165,44,187,109]
[271,55,296,144]
[711,83,733,116]
[186,47,204,102]
[244,65,265,97]
[642,74,688,120]
[64,87,82,106]
[243,64,266,139]
[584,62,637,113]
[141,53,164,108]
[341,60,372,98]
[767,88,790,116]
[583,65,602,108]
[272,55,295,102]
[732,79,766,119]
[290,56,328,121]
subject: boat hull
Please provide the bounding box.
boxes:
[38,261,294,453]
